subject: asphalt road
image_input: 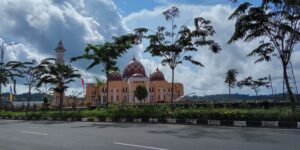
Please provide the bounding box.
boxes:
[0,120,299,150]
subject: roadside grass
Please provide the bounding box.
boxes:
[0,105,299,121]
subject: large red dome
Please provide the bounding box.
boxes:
[122,58,146,79]
[150,68,165,81]
[108,71,122,81]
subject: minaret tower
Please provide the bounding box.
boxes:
[52,40,66,107]
[55,40,65,64]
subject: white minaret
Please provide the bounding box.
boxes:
[55,40,65,64]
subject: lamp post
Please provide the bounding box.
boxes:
[0,41,19,110]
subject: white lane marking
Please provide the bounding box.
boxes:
[21,131,48,135]
[114,142,168,150]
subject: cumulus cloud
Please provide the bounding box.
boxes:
[0,0,128,95]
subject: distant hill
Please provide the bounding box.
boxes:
[1,93,53,102]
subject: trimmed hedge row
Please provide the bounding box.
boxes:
[0,105,299,121]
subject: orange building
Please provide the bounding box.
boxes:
[84,58,184,105]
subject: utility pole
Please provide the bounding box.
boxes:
[0,41,19,110]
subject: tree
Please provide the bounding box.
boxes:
[134,85,148,104]
[35,58,81,116]
[237,76,270,97]
[95,77,105,105]
[71,35,136,108]
[137,6,221,108]
[22,60,38,119]
[225,69,239,96]
[0,61,24,110]
[228,0,300,114]
[42,97,49,111]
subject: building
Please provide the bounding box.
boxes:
[51,40,67,107]
[84,57,184,105]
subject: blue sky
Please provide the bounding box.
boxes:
[0,0,298,97]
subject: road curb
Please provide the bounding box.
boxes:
[186,119,197,125]
[166,118,176,124]
[262,121,278,128]
[149,118,158,123]
[208,120,220,126]
[233,121,246,127]
[0,117,299,129]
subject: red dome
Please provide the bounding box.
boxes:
[108,71,122,81]
[122,58,146,79]
[150,68,165,81]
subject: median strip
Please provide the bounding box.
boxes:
[114,142,168,150]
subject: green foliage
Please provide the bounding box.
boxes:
[228,0,300,114]
[134,85,148,103]
[35,58,81,115]
[0,105,299,121]
[237,76,270,96]
[132,6,221,104]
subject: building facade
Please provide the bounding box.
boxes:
[85,57,184,105]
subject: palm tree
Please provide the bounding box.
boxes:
[0,61,24,110]
[71,35,135,108]
[225,69,238,96]
[35,58,81,116]
[228,0,300,115]
[136,7,221,108]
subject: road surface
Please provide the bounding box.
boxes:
[0,120,299,150]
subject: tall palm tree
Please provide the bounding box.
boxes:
[225,69,238,96]
[35,58,81,116]
[71,35,135,108]
[135,7,221,108]
[228,0,300,115]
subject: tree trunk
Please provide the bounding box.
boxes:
[229,84,231,96]
[106,74,109,109]
[283,64,296,116]
[0,82,2,111]
[59,92,63,117]
[25,88,31,120]
[171,68,175,111]
[228,84,231,108]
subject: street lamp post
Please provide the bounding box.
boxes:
[0,41,19,110]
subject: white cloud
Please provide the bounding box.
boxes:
[0,0,127,95]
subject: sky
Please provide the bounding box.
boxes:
[0,0,299,97]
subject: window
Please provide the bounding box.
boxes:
[117,96,119,101]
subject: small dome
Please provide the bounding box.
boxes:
[150,68,165,81]
[108,71,122,81]
[122,58,146,79]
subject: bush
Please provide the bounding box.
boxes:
[0,105,299,121]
